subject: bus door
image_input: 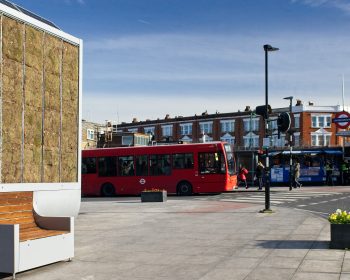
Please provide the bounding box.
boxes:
[135,155,150,193]
[198,152,226,192]
[81,157,97,195]
[117,155,140,194]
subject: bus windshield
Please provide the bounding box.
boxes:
[224,144,235,175]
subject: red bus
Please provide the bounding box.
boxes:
[82,142,237,196]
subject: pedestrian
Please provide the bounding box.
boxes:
[325,161,334,186]
[340,160,348,185]
[256,161,265,190]
[238,165,249,189]
[292,161,302,189]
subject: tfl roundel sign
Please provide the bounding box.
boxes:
[333,111,350,129]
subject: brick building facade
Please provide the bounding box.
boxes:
[116,102,350,150]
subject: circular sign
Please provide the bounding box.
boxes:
[139,178,146,185]
[334,111,350,129]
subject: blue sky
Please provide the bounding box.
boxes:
[11,0,350,123]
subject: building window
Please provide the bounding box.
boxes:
[162,125,173,137]
[311,115,331,128]
[220,134,235,144]
[199,134,213,143]
[294,114,300,129]
[128,128,138,133]
[271,134,285,147]
[220,120,235,133]
[144,127,155,135]
[180,123,192,135]
[199,122,213,134]
[270,119,278,130]
[134,135,148,146]
[311,133,331,146]
[294,133,300,147]
[122,135,133,146]
[243,118,259,132]
[243,133,259,148]
[87,129,94,140]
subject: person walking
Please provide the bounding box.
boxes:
[256,161,265,191]
[325,161,334,186]
[292,161,302,189]
[238,165,249,189]
[340,160,348,185]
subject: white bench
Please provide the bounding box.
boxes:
[0,192,74,279]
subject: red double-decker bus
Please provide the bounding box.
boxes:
[82,142,237,196]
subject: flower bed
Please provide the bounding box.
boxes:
[329,209,350,249]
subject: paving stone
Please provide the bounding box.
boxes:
[299,259,343,273]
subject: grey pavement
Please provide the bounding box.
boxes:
[4,190,350,280]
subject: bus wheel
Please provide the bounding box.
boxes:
[177,181,192,196]
[101,183,115,197]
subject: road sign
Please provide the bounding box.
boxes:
[333,111,350,129]
[336,131,350,137]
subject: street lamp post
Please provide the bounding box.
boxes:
[284,96,294,191]
[250,111,256,187]
[262,44,279,213]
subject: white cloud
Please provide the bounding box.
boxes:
[292,0,350,14]
[64,0,85,5]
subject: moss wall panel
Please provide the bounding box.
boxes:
[2,16,24,183]
[43,34,61,183]
[25,26,43,71]
[23,26,43,183]
[23,146,41,182]
[2,142,21,183]
[0,16,80,184]
[2,17,23,63]
[43,147,59,182]
[61,42,79,182]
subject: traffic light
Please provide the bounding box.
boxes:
[255,105,272,120]
[277,112,291,133]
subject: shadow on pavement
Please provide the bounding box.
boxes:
[257,240,329,249]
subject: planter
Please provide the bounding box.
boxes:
[330,224,350,249]
[141,191,167,203]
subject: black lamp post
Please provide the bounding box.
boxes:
[283,96,294,191]
[262,44,279,213]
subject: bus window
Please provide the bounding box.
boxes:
[82,157,96,174]
[173,153,193,169]
[199,152,225,174]
[224,144,235,175]
[118,156,134,176]
[136,155,148,176]
[150,155,171,176]
[98,157,117,177]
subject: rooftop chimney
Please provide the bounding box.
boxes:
[244,106,251,112]
[132,117,138,123]
[296,99,302,106]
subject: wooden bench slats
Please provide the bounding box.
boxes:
[0,210,34,220]
[0,217,35,225]
[0,192,69,242]
[0,204,33,213]
[0,192,32,199]
[0,197,33,205]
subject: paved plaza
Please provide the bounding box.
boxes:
[3,188,350,280]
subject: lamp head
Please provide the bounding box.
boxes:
[264,44,279,52]
[283,96,293,101]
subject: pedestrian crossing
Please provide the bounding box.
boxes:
[194,191,342,206]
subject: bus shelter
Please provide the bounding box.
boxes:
[268,148,343,185]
